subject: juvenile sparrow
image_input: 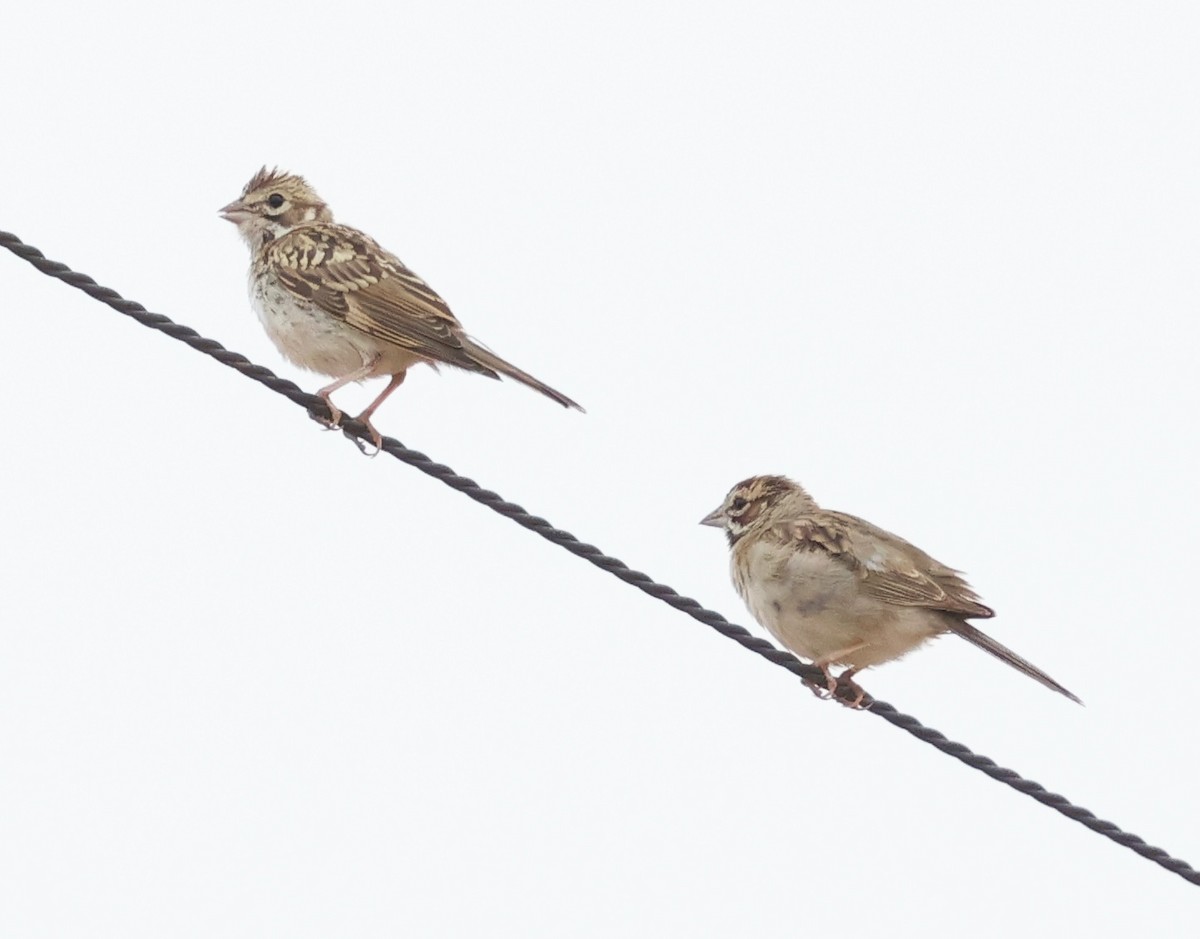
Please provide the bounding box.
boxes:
[220,168,582,449]
[701,475,1080,707]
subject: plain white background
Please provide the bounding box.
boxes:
[2,2,1198,935]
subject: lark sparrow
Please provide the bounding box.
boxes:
[220,168,582,449]
[701,475,1080,707]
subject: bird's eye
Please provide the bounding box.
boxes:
[729,497,748,512]
[267,193,285,209]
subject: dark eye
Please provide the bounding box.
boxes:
[267,193,285,209]
[729,497,748,512]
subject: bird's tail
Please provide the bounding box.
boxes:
[947,621,1082,704]
[462,339,584,411]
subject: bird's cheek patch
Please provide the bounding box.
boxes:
[740,501,765,525]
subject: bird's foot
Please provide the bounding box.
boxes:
[310,397,343,431]
[831,668,870,710]
[347,415,383,457]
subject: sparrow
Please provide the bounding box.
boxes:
[220,167,582,449]
[701,475,1080,707]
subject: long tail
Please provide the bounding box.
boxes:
[947,621,1082,704]
[463,339,584,411]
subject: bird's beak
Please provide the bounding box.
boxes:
[699,507,726,528]
[218,199,252,223]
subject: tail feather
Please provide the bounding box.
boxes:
[947,621,1082,704]
[463,339,584,411]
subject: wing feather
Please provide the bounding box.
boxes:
[768,511,994,619]
[265,224,494,374]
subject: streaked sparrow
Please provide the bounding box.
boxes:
[220,168,582,449]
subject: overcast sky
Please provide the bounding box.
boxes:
[3,2,1198,936]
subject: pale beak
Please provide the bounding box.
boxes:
[699,507,726,528]
[218,199,252,223]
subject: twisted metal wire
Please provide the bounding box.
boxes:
[3,228,1197,887]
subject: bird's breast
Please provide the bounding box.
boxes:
[731,538,934,666]
[247,269,379,377]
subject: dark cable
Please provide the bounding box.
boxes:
[3,228,1196,887]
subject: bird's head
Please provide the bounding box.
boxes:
[219,167,332,247]
[700,475,815,543]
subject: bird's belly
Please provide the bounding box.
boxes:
[746,578,860,661]
[249,274,416,379]
[741,564,940,668]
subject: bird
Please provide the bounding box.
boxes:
[220,167,582,450]
[700,475,1080,707]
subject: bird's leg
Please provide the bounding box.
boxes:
[350,371,406,455]
[831,668,869,709]
[812,642,869,705]
[314,356,380,430]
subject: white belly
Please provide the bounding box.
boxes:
[248,272,423,379]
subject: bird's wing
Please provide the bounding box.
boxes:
[265,224,496,375]
[771,511,994,619]
[767,511,1080,700]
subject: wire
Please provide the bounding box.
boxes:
[3,228,1197,887]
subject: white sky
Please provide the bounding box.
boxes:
[3,2,1198,935]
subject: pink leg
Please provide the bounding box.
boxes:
[832,668,869,709]
[351,371,407,454]
[810,642,872,708]
[315,356,380,428]
[813,642,869,694]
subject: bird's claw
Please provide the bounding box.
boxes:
[345,418,383,457]
[831,669,870,710]
[805,665,870,709]
[310,401,342,431]
[351,432,382,457]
